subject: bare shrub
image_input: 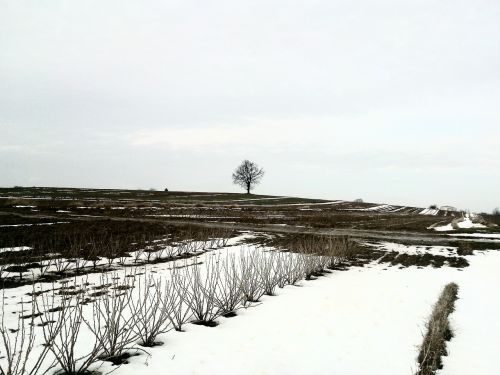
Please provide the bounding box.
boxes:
[52,256,72,275]
[151,240,166,262]
[417,282,459,375]
[269,234,358,268]
[330,236,358,263]
[279,252,305,286]
[0,291,57,375]
[178,258,221,325]
[85,274,138,359]
[84,237,102,270]
[103,238,122,269]
[37,258,53,278]
[66,236,88,274]
[132,246,144,264]
[128,273,174,347]
[239,249,265,303]
[37,283,102,375]
[169,269,193,331]
[213,254,243,316]
[256,251,281,296]
[456,242,473,256]
[300,252,317,280]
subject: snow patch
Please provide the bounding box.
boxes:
[447,233,500,239]
[0,246,32,253]
[369,242,456,256]
[420,208,440,216]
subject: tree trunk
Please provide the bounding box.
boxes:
[246,184,250,194]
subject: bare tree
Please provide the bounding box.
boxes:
[232,160,264,194]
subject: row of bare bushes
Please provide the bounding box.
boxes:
[1,235,354,374]
[0,226,233,285]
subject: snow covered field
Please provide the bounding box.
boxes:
[439,251,500,375]
[1,236,498,375]
[103,262,457,375]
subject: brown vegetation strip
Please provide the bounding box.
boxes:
[416,282,459,375]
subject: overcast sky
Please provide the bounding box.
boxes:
[1,0,499,212]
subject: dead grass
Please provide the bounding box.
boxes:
[456,242,474,256]
[417,282,459,375]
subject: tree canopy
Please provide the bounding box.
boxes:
[232,160,264,194]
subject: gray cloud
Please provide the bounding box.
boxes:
[0,0,499,211]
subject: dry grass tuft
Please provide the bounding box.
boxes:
[417,282,459,375]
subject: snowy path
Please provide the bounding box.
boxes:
[440,251,500,375]
[114,261,467,375]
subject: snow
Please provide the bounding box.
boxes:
[433,223,455,232]
[456,217,486,229]
[0,246,32,253]
[120,267,432,374]
[431,216,487,232]
[447,233,500,239]
[369,204,407,212]
[366,204,391,211]
[369,242,456,256]
[102,252,491,375]
[345,204,408,213]
[420,208,440,215]
[1,240,498,375]
[439,251,500,375]
[0,222,70,228]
